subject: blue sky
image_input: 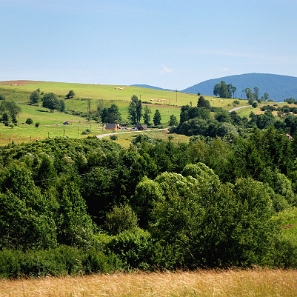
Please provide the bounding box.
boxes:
[1,0,296,90]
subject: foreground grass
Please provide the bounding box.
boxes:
[1,269,297,297]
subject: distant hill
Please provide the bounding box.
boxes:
[130,84,170,91]
[181,73,297,102]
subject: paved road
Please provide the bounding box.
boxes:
[229,105,250,112]
[96,129,149,139]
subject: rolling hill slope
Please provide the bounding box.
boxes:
[182,73,297,102]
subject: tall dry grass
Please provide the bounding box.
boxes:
[1,269,297,297]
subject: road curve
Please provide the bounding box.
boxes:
[96,129,153,139]
[229,105,250,112]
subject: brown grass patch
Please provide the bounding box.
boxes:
[1,269,297,297]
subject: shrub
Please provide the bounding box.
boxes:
[105,204,138,235]
[35,122,40,128]
[110,134,118,140]
[83,249,123,274]
[106,228,153,270]
[0,246,124,279]
[26,118,33,125]
[82,129,91,135]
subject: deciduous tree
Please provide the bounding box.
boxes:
[128,95,142,124]
[42,93,61,112]
[153,109,161,126]
[29,90,41,105]
[0,100,21,124]
[143,106,151,125]
[66,90,75,99]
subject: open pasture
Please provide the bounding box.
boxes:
[1,269,297,297]
[0,80,248,109]
[0,80,197,106]
[0,104,102,146]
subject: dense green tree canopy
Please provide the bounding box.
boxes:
[213,81,234,98]
[0,100,21,124]
[0,119,297,275]
[101,104,121,123]
[42,93,63,112]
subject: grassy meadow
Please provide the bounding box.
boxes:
[1,269,297,297]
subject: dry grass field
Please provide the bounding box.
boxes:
[1,269,297,297]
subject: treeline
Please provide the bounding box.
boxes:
[1,120,297,277]
[213,80,270,103]
[172,96,297,137]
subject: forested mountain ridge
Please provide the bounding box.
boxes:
[182,73,297,101]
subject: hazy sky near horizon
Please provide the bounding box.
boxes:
[1,0,297,90]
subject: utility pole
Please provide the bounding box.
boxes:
[87,98,91,121]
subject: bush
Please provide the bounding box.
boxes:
[35,122,40,128]
[105,204,138,235]
[26,118,33,125]
[0,249,23,279]
[83,249,123,274]
[273,237,297,268]
[0,246,124,279]
[106,228,153,270]
[110,134,118,141]
[82,129,91,135]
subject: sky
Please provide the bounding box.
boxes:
[1,0,297,90]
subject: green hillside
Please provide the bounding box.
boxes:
[0,80,250,146]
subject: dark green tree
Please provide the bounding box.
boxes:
[33,153,57,191]
[253,87,259,101]
[55,177,94,248]
[29,90,41,105]
[244,88,254,104]
[101,104,121,123]
[128,95,142,124]
[0,161,57,250]
[59,99,66,112]
[0,100,21,124]
[66,90,75,99]
[168,114,178,126]
[105,204,138,235]
[143,106,151,125]
[42,93,61,112]
[96,99,105,120]
[213,81,233,98]
[153,109,161,126]
[197,96,211,109]
[25,118,33,125]
[215,110,231,122]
